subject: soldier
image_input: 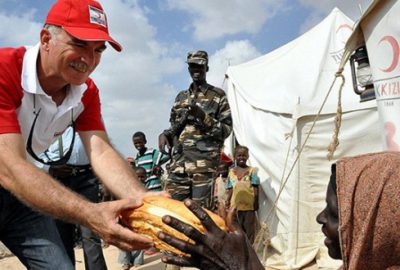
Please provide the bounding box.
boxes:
[158,50,232,210]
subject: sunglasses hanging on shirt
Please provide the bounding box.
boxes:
[26,96,76,165]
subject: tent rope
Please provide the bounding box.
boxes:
[253,71,346,264]
[327,71,345,160]
[253,117,296,253]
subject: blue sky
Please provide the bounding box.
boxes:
[0,0,372,157]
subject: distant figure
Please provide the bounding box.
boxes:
[226,145,260,244]
[158,50,232,209]
[213,160,232,219]
[134,166,147,184]
[158,50,232,270]
[133,131,165,191]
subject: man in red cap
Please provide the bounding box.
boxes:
[0,0,166,269]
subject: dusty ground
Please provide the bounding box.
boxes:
[0,244,318,270]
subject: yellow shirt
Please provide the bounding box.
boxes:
[227,167,258,211]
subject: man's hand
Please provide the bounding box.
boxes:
[157,199,264,270]
[86,199,154,251]
[187,105,206,122]
[159,133,171,153]
[88,192,170,250]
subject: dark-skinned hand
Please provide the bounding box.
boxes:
[158,132,171,153]
[187,104,206,122]
[157,199,265,270]
[152,165,162,176]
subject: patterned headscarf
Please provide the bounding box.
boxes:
[336,152,400,270]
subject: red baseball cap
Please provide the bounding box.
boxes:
[45,0,122,52]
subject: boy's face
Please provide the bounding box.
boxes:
[133,136,146,152]
[135,169,147,183]
[235,149,249,167]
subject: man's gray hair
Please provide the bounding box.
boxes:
[43,24,62,37]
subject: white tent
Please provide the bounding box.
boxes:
[224,8,382,270]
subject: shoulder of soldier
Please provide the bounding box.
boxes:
[175,89,189,101]
[206,84,226,97]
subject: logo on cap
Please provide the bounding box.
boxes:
[89,5,107,28]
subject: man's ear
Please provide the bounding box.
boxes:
[206,65,209,72]
[40,28,52,51]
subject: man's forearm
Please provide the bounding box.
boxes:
[91,146,147,199]
[80,131,147,199]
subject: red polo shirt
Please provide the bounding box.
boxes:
[0,44,105,155]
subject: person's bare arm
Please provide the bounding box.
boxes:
[79,130,148,199]
[0,133,153,251]
[226,188,233,209]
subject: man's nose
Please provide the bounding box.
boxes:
[81,51,95,67]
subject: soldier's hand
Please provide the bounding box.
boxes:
[159,133,171,153]
[187,105,206,122]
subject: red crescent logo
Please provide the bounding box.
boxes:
[378,36,400,73]
[335,24,353,44]
[336,24,353,33]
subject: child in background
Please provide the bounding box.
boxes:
[226,145,260,244]
[118,166,146,270]
[134,166,147,185]
[213,160,232,219]
[132,131,165,191]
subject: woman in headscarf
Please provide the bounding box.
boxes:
[317,152,400,269]
[157,152,400,270]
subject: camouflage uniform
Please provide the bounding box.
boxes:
[163,82,232,209]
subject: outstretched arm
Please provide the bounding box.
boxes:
[79,130,148,199]
[0,133,153,251]
[158,199,264,270]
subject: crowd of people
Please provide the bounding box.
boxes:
[0,0,399,270]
